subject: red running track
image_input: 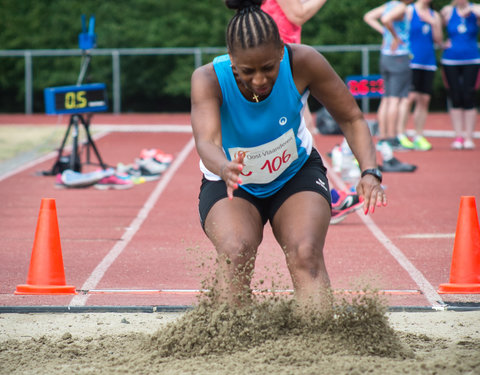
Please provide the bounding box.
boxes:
[0,113,479,310]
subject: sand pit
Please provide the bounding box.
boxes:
[1,296,479,375]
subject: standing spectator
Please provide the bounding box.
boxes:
[441,0,480,150]
[364,0,417,172]
[261,0,328,139]
[401,0,444,151]
[364,0,414,150]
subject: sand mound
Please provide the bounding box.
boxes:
[1,293,479,375]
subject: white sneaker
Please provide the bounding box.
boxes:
[136,157,168,174]
[451,137,464,150]
[463,139,476,150]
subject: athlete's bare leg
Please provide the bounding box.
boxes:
[271,191,331,310]
[204,197,263,305]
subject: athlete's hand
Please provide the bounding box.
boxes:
[220,152,244,200]
[356,176,387,215]
[390,37,403,52]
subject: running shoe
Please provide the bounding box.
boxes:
[136,157,168,174]
[117,162,161,182]
[55,173,66,189]
[379,157,417,172]
[451,137,464,150]
[94,174,134,190]
[61,168,114,188]
[114,170,146,185]
[329,190,364,224]
[382,137,408,151]
[140,148,173,165]
[463,139,476,150]
[330,209,348,224]
[413,135,432,151]
[397,134,414,150]
[332,190,364,213]
[376,138,407,152]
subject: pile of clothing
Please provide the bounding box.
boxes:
[55,149,173,190]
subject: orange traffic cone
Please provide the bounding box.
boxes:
[438,196,480,294]
[15,198,76,295]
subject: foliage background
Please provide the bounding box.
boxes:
[0,0,455,113]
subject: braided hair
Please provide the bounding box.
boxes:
[225,0,282,52]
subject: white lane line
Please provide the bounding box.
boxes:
[356,214,445,309]
[401,233,455,239]
[69,137,195,307]
[324,157,445,309]
[92,124,192,133]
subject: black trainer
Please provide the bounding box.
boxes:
[380,157,417,172]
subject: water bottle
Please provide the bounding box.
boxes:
[340,139,360,185]
[331,144,342,173]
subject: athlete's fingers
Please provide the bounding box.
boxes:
[366,186,387,214]
[236,151,245,165]
[356,177,386,215]
[224,161,243,200]
[227,184,235,200]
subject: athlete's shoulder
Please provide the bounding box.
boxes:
[192,63,216,84]
[289,44,321,62]
[191,63,221,100]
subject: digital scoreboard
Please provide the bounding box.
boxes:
[345,75,384,98]
[44,83,108,115]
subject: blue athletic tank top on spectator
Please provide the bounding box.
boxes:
[201,46,312,198]
[381,1,410,56]
[409,5,437,70]
[442,5,480,65]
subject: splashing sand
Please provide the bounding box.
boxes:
[1,291,479,374]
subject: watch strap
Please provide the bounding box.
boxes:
[361,168,382,183]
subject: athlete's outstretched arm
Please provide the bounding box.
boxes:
[290,45,386,213]
[190,65,243,199]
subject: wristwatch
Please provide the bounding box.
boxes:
[361,168,383,183]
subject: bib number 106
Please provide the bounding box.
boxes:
[261,150,291,173]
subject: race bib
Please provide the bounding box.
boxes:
[228,129,298,184]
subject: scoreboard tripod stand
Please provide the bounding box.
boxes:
[42,83,109,175]
[42,15,109,175]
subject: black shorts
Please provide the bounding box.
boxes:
[198,148,331,229]
[411,68,435,95]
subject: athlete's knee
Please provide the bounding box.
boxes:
[217,237,258,269]
[287,237,325,274]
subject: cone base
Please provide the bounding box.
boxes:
[14,284,77,295]
[437,283,480,294]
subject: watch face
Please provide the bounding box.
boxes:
[363,168,382,182]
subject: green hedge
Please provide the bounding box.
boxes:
[0,0,453,113]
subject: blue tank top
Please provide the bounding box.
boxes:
[442,5,480,65]
[381,1,410,56]
[201,46,312,198]
[409,5,437,70]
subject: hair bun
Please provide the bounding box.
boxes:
[225,0,264,11]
